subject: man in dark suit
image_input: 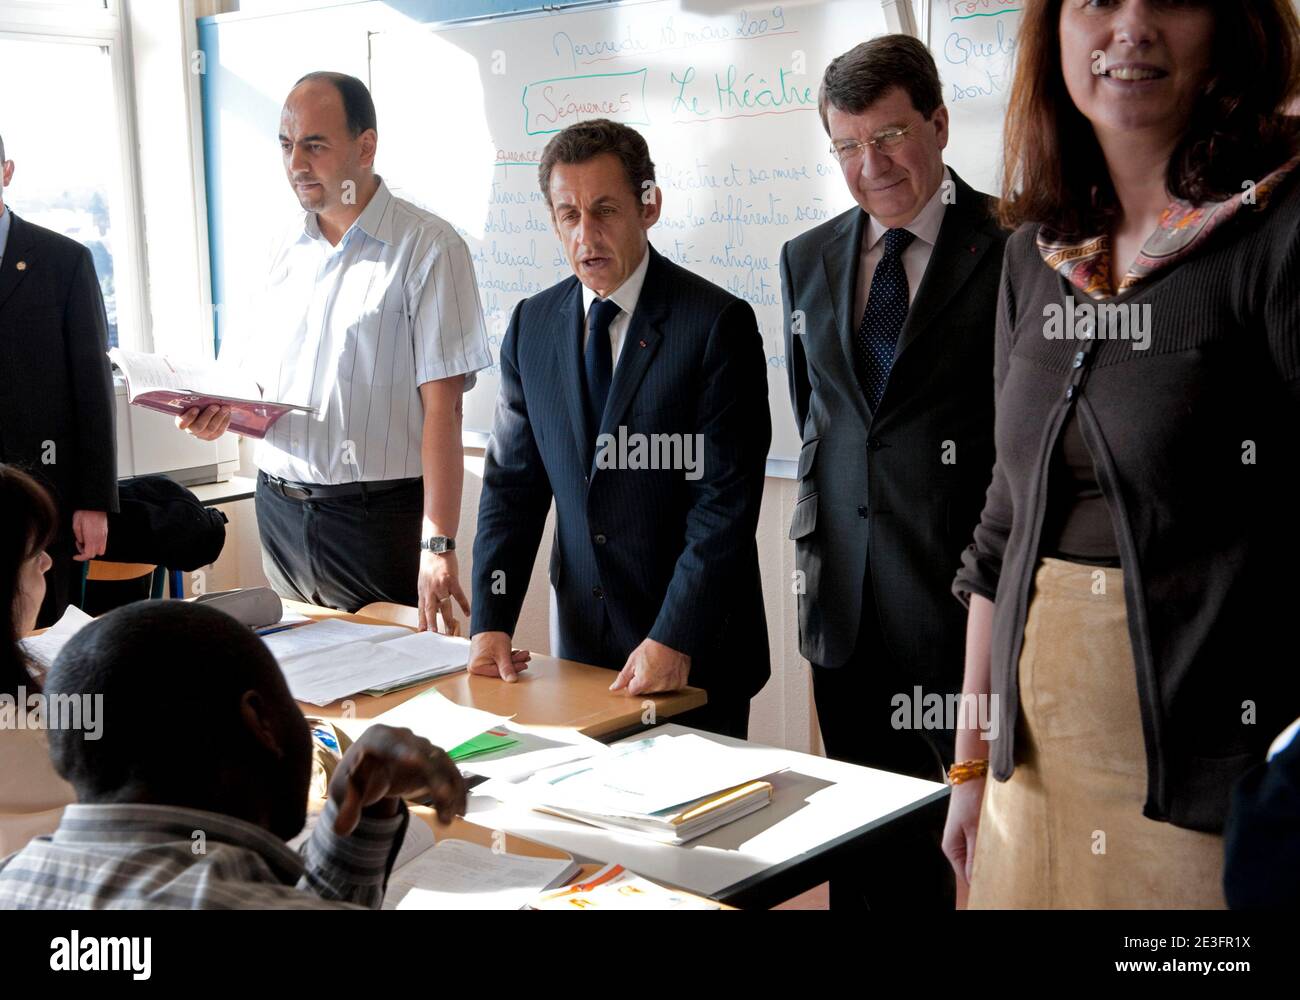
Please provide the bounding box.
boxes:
[780,36,1006,907]
[469,119,770,737]
[0,132,117,627]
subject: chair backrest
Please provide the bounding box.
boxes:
[355,602,418,628]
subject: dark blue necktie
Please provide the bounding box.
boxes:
[583,297,621,447]
[855,227,916,411]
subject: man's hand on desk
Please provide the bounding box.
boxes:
[176,403,232,440]
[71,510,108,562]
[418,550,470,635]
[467,630,533,683]
[328,724,468,835]
[609,638,690,696]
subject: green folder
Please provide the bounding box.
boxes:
[448,730,519,762]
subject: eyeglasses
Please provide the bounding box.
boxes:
[829,122,917,162]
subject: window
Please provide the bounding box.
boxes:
[0,1,146,348]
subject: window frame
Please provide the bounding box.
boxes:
[0,0,152,351]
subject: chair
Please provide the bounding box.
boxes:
[80,560,167,616]
[355,601,419,628]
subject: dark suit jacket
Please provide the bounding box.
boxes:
[1224,725,1300,908]
[472,245,771,702]
[780,170,1005,683]
[0,211,117,517]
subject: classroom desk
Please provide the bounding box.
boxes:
[287,602,707,740]
[465,723,950,910]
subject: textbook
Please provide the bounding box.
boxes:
[108,347,315,439]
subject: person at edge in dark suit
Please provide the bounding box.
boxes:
[0,131,117,627]
[469,119,771,738]
[780,36,1006,909]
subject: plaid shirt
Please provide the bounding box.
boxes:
[0,797,407,909]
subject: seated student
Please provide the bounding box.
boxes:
[0,465,76,856]
[0,600,466,908]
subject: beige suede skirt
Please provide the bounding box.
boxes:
[968,557,1225,909]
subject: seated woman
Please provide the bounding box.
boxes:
[944,0,1300,907]
[0,465,76,856]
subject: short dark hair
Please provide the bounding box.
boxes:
[818,34,944,133]
[293,71,377,137]
[0,464,58,698]
[46,600,297,804]
[538,119,656,207]
[0,132,6,163]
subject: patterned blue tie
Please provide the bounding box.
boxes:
[855,227,916,411]
[583,297,621,447]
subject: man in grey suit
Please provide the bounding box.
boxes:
[780,36,1007,908]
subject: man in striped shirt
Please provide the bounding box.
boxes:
[0,601,466,909]
[179,71,492,635]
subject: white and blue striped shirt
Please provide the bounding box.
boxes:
[230,177,492,485]
[0,797,405,910]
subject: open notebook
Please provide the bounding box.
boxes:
[383,819,579,911]
[261,618,471,705]
[109,347,315,439]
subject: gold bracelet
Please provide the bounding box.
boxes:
[948,759,989,785]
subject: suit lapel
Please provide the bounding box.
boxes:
[895,171,994,359]
[555,278,591,466]
[821,208,871,424]
[0,213,35,314]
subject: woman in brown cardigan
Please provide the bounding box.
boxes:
[944,0,1300,908]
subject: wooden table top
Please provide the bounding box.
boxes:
[287,603,706,740]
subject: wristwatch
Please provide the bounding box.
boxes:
[419,536,456,553]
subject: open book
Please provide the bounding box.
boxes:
[109,347,315,439]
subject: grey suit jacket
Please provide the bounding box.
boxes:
[779,169,1006,680]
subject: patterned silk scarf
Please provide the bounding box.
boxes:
[1037,154,1300,300]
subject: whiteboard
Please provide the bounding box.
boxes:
[924,0,1024,196]
[366,0,889,464]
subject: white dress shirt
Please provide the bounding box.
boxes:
[853,166,952,328]
[580,244,651,367]
[227,177,492,485]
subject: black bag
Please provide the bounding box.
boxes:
[101,475,228,571]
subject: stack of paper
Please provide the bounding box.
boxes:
[262,619,471,705]
[384,838,580,910]
[507,733,786,845]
